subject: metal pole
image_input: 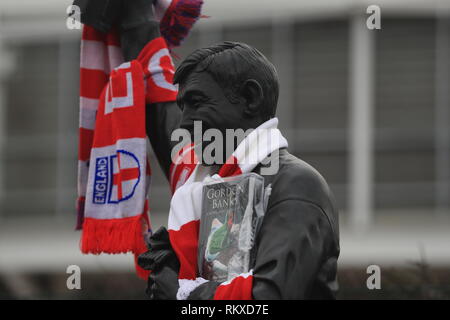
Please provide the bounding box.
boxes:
[0,52,5,221]
[271,18,295,144]
[56,38,77,217]
[0,32,16,220]
[435,14,450,215]
[348,14,375,232]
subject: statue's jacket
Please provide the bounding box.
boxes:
[72,0,340,300]
[188,148,340,299]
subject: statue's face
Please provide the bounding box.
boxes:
[176,66,267,163]
[177,70,246,138]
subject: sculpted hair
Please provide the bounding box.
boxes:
[173,41,279,120]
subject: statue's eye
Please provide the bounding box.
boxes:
[193,100,203,108]
[187,96,204,108]
[179,91,206,110]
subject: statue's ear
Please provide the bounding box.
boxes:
[241,79,264,117]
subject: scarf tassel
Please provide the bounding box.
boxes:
[160,0,204,48]
[80,212,150,279]
[80,214,147,254]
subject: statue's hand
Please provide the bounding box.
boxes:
[119,0,161,61]
[146,265,180,300]
[72,0,123,33]
[120,0,157,31]
[138,227,181,300]
[138,227,179,272]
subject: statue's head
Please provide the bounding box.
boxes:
[174,41,279,140]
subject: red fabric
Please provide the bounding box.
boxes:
[81,215,147,254]
[169,143,198,193]
[168,220,200,280]
[160,0,204,48]
[80,58,150,278]
[78,28,177,279]
[82,25,120,45]
[168,119,287,298]
[80,69,108,98]
[78,128,94,161]
[214,274,254,300]
[217,156,242,177]
[137,37,178,104]
[168,150,254,299]
[91,64,147,149]
[76,0,203,279]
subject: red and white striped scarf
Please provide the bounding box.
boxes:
[77,0,203,278]
[168,118,288,299]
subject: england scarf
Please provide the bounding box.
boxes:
[77,0,202,278]
[168,118,288,299]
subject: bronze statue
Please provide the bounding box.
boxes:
[75,0,339,300]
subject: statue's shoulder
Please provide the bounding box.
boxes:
[262,149,337,217]
[259,148,340,248]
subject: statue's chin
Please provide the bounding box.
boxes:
[192,141,230,166]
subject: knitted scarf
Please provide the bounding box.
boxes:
[77,0,203,278]
[168,118,288,299]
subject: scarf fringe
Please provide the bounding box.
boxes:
[160,0,204,48]
[80,214,150,280]
[80,214,148,255]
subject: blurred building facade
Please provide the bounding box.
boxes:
[0,0,449,282]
